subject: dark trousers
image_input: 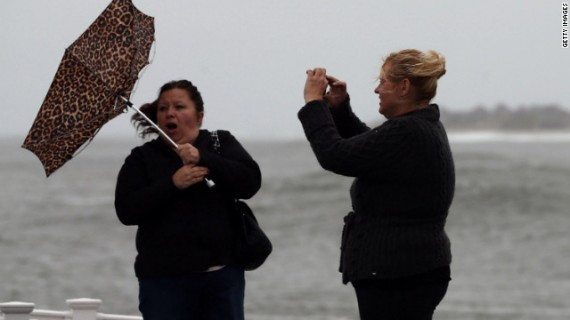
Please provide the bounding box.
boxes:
[352,266,450,320]
[138,265,245,320]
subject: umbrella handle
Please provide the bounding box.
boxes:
[120,96,215,188]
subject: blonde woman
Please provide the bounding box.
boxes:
[298,49,454,320]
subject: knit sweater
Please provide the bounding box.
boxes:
[298,98,454,284]
[114,130,261,278]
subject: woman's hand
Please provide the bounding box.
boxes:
[172,165,210,190]
[304,68,328,104]
[176,143,200,165]
[324,75,348,109]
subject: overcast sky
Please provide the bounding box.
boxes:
[1,0,568,140]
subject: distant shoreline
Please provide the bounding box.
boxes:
[447,130,570,143]
[440,104,570,132]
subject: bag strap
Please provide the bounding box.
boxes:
[211,131,242,207]
[211,130,221,154]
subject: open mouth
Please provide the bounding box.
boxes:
[166,123,177,130]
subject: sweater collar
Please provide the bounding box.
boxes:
[395,104,440,121]
[151,129,211,155]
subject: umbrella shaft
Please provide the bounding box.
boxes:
[119,96,178,148]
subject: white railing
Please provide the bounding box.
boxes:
[0,298,142,320]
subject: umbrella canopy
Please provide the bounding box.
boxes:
[22,0,155,176]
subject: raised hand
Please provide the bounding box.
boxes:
[176,143,200,165]
[324,75,348,109]
[304,68,328,104]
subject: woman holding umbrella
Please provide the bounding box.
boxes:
[298,49,455,319]
[114,80,261,320]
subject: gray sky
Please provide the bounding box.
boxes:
[1,0,568,140]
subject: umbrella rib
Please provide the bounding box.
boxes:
[23,109,116,147]
[69,28,152,99]
[65,49,119,98]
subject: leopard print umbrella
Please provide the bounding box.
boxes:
[22,0,154,176]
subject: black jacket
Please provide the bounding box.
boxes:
[115,130,261,278]
[298,98,454,283]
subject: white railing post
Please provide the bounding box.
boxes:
[66,298,101,320]
[0,302,34,320]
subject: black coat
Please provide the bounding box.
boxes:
[115,130,261,278]
[298,98,454,283]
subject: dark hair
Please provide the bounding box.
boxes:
[132,80,204,138]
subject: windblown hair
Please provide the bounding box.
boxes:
[132,80,204,138]
[382,49,446,102]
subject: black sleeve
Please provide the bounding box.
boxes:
[329,95,371,138]
[114,147,181,226]
[197,130,262,199]
[298,100,411,177]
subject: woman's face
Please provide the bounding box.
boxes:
[374,66,402,119]
[156,88,204,145]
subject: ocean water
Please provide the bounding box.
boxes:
[1,133,570,319]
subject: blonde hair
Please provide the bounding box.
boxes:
[382,49,446,102]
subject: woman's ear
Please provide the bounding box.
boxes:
[400,78,411,97]
[197,111,205,126]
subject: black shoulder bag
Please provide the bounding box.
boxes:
[210,130,272,270]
